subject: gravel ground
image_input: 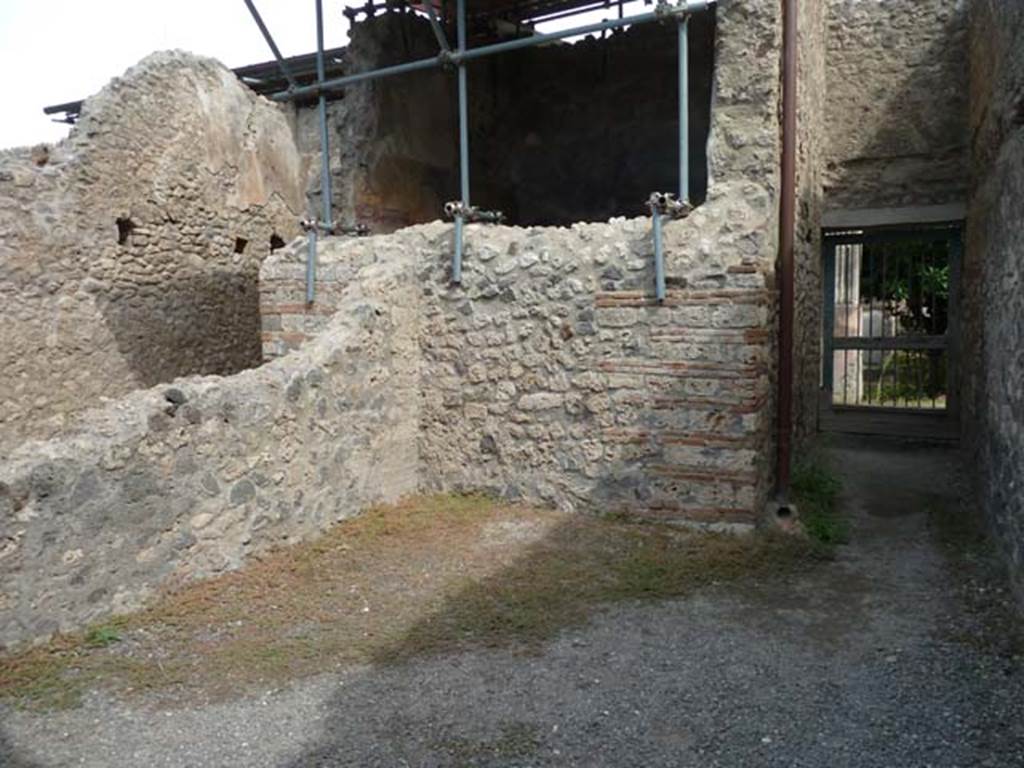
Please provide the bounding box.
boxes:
[3,437,1022,767]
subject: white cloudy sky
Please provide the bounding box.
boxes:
[0,0,352,149]
[0,0,643,150]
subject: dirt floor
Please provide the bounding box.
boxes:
[1,436,1022,767]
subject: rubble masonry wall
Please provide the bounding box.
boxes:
[824,0,969,211]
[0,52,304,448]
[963,1,1024,608]
[264,187,775,521]
[0,0,784,649]
[0,253,420,649]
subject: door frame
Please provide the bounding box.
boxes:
[818,222,962,441]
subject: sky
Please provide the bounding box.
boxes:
[0,0,352,149]
[0,0,645,150]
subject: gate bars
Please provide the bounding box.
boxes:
[244,0,714,298]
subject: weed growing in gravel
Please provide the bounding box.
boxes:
[0,494,831,710]
[792,455,847,545]
[84,625,123,649]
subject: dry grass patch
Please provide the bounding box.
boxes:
[0,494,830,710]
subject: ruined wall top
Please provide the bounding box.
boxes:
[0,50,304,447]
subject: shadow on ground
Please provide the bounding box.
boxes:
[279,437,1024,768]
[0,733,42,768]
[2,437,1022,767]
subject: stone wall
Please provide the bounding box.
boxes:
[264,183,774,524]
[0,254,419,649]
[963,1,1024,607]
[0,52,303,447]
[824,0,969,211]
[1,0,785,648]
[266,0,784,516]
[4,189,775,649]
[423,195,774,521]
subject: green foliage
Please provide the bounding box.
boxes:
[919,263,949,300]
[792,456,847,546]
[865,349,947,406]
[860,239,950,335]
[84,625,122,649]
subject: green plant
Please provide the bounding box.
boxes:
[84,625,122,648]
[792,456,847,546]
[865,349,948,406]
[861,239,950,336]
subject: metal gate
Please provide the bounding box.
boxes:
[820,224,961,440]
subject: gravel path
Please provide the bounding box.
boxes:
[3,437,1022,767]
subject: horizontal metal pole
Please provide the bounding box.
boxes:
[272,55,441,100]
[272,0,712,101]
[528,0,622,26]
[831,335,948,351]
[458,4,704,63]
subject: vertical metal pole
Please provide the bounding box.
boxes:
[946,228,962,418]
[679,17,689,203]
[306,227,318,304]
[453,215,464,284]
[315,0,333,231]
[453,0,470,284]
[653,211,666,303]
[457,0,470,206]
[822,241,836,395]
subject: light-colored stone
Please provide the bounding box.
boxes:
[0,51,303,449]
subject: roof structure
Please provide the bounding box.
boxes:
[42,0,644,124]
[348,0,634,28]
[43,46,349,125]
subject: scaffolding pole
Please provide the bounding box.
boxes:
[679,16,689,204]
[425,2,451,52]
[256,0,714,293]
[243,0,299,91]
[316,0,333,231]
[453,0,470,284]
[305,0,335,304]
[271,1,713,102]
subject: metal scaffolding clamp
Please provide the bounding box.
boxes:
[444,201,506,225]
[301,218,369,236]
[336,223,371,237]
[647,192,694,220]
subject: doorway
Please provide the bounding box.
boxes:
[819,223,962,440]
